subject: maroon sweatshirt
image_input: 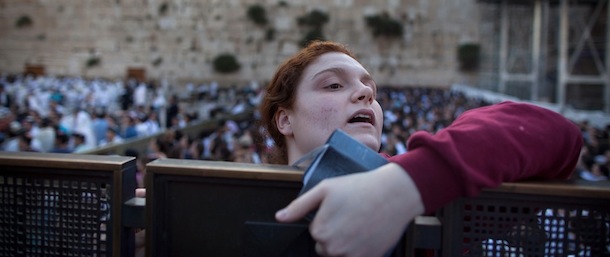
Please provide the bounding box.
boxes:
[388,101,583,214]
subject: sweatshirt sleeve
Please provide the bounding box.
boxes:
[388,101,583,214]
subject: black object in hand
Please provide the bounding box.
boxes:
[293,129,388,220]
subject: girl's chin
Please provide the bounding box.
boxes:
[351,134,381,151]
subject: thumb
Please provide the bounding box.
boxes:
[276,186,325,223]
[135,188,146,198]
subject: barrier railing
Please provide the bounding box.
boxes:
[1,152,608,257]
[436,180,610,257]
[0,151,137,257]
[82,109,254,156]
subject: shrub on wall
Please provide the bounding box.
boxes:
[213,53,241,74]
[297,10,328,28]
[247,4,268,26]
[152,57,163,67]
[364,13,403,38]
[86,57,101,68]
[457,43,480,71]
[159,2,169,15]
[246,4,275,43]
[297,10,329,47]
[16,15,33,28]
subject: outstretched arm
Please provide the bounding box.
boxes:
[391,101,583,213]
[276,101,583,256]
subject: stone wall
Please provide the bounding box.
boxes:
[0,0,481,87]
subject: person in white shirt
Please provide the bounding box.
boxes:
[99,128,123,146]
[134,83,148,108]
[72,133,93,153]
[35,117,56,152]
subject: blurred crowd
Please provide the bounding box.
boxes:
[0,74,261,154]
[1,74,609,186]
[575,120,610,181]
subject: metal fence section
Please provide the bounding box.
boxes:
[439,181,610,257]
[0,152,136,257]
[0,174,112,257]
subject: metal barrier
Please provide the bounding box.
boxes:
[81,110,254,156]
[1,152,608,257]
[437,180,610,257]
[145,159,609,257]
[0,151,137,257]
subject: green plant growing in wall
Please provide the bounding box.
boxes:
[16,15,33,28]
[296,10,329,47]
[247,4,268,26]
[159,2,169,15]
[152,57,163,67]
[245,4,276,43]
[213,53,241,74]
[86,57,101,68]
[297,10,329,28]
[457,43,480,72]
[364,13,403,38]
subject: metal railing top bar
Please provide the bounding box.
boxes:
[146,158,304,182]
[81,109,255,156]
[81,129,168,156]
[148,157,610,198]
[486,179,610,199]
[0,151,135,171]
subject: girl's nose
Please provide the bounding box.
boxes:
[352,83,374,104]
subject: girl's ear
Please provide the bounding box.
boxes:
[275,108,293,136]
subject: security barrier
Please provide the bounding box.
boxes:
[144,159,411,257]
[81,109,254,156]
[0,152,136,257]
[1,152,608,257]
[437,180,610,257]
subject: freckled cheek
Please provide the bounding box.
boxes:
[303,105,338,132]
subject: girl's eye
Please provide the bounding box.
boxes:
[326,83,342,90]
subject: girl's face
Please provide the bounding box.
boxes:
[278,52,383,163]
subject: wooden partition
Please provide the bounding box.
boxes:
[0,151,137,257]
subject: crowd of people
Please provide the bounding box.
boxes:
[0,74,260,154]
[575,119,610,181]
[0,74,160,152]
[0,73,608,184]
